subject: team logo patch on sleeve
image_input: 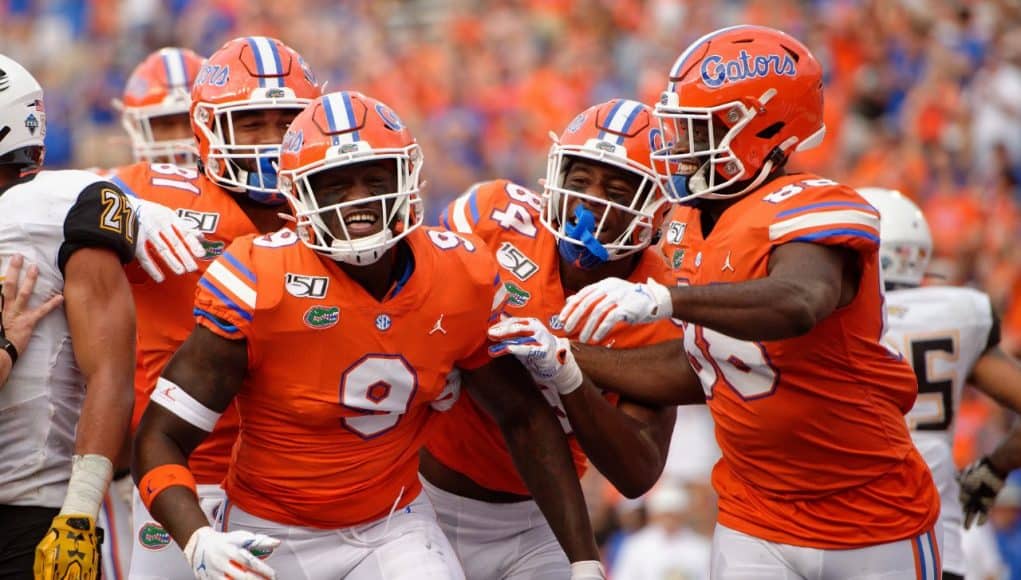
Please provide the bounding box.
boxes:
[496,242,539,281]
[285,273,329,298]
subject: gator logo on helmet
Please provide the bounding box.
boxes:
[125,75,149,99]
[375,103,404,132]
[566,112,586,134]
[700,50,797,88]
[298,56,317,86]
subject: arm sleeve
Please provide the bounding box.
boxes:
[193,238,258,341]
[58,181,138,274]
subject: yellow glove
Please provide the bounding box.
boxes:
[33,515,103,580]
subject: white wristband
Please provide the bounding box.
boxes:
[570,560,606,580]
[151,377,222,432]
[60,454,113,517]
[555,338,584,396]
[647,277,674,319]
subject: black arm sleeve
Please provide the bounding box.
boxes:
[58,181,137,275]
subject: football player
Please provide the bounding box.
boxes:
[0,54,137,580]
[428,98,679,580]
[97,46,207,580]
[559,25,942,578]
[133,91,600,580]
[114,47,205,166]
[860,187,1021,580]
[113,37,321,579]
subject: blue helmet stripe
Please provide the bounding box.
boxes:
[598,99,626,141]
[341,91,360,142]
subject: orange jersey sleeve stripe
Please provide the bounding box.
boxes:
[199,256,257,320]
[443,183,482,234]
[769,208,880,246]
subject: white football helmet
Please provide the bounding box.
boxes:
[0,54,45,176]
[857,187,932,287]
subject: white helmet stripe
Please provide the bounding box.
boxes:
[323,92,360,145]
[247,36,283,88]
[161,49,188,89]
[600,99,643,145]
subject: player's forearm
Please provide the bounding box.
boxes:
[989,426,1021,474]
[500,407,600,562]
[573,339,704,406]
[153,485,212,549]
[133,422,209,548]
[561,380,664,498]
[669,279,825,341]
[75,371,134,460]
[64,249,137,460]
[972,348,1021,415]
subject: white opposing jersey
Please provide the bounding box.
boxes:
[0,170,136,508]
[883,285,996,445]
[883,285,997,575]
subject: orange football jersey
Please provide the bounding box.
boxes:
[111,161,259,483]
[193,226,504,528]
[428,180,682,495]
[658,173,939,548]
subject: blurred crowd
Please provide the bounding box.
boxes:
[4,0,1021,577]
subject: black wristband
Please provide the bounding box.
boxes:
[0,335,18,366]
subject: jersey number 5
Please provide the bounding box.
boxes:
[901,335,959,431]
[339,354,417,438]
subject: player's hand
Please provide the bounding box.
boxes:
[184,526,279,580]
[2,254,63,353]
[488,317,583,395]
[559,277,672,344]
[959,456,1007,529]
[570,560,607,579]
[430,369,461,412]
[131,197,205,283]
[33,514,102,580]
